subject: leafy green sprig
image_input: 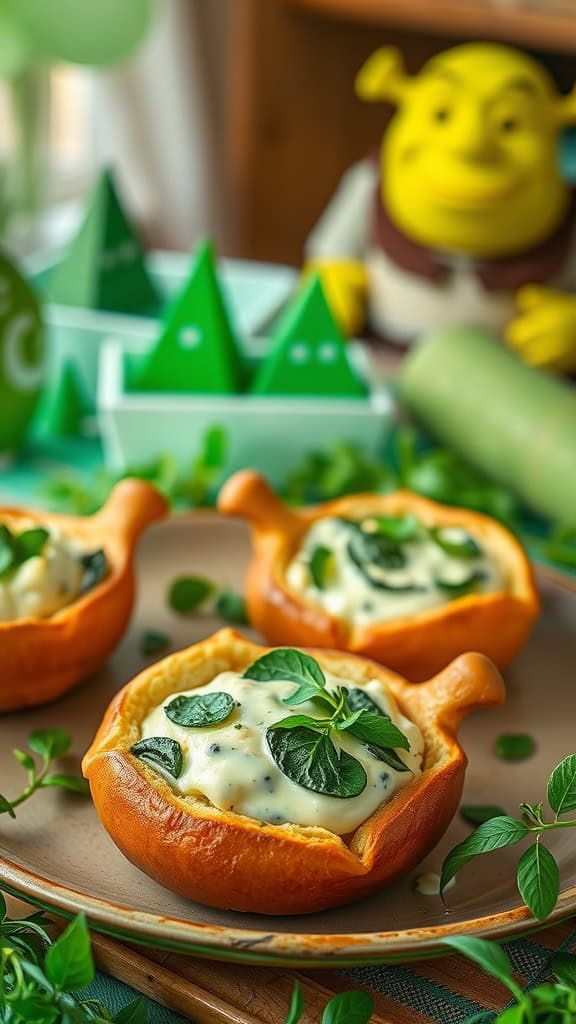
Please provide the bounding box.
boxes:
[445,935,576,1024]
[0,894,146,1023]
[441,753,576,921]
[0,729,89,819]
[244,649,410,798]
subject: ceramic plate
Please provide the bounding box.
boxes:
[0,515,575,967]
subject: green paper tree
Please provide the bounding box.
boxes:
[251,274,367,398]
[48,168,160,314]
[39,360,89,438]
[134,239,244,394]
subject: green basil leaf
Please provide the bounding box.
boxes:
[321,990,374,1024]
[216,590,250,625]
[164,692,234,728]
[460,805,507,826]
[440,937,520,998]
[362,513,420,542]
[267,726,367,798]
[430,526,482,559]
[0,794,15,817]
[547,754,576,816]
[364,744,411,773]
[440,816,529,895]
[28,728,71,760]
[130,736,183,779]
[17,527,50,560]
[516,842,559,921]
[39,774,90,795]
[334,708,366,731]
[494,733,536,761]
[345,688,383,716]
[308,545,333,590]
[0,523,18,578]
[168,575,214,614]
[7,994,58,1023]
[45,913,94,991]
[12,748,36,772]
[114,996,148,1024]
[552,952,576,988]
[346,711,410,752]
[80,548,108,594]
[244,649,326,708]
[285,981,304,1024]
[140,630,170,657]
[270,715,327,732]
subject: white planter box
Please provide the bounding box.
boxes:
[98,337,394,487]
[28,250,298,412]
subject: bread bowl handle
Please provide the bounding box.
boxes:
[416,652,505,735]
[218,470,301,533]
[94,478,169,540]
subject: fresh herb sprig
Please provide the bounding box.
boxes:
[444,934,576,1024]
[441,753,576,921]
[0,894,146,1023]
[0,729,89,819]
[244,649,410,798]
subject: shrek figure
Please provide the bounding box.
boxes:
[306,43,576,372]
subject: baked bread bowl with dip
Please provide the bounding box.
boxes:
[0,479,168,711]
[83,628,504,915]
[218,471,539,681]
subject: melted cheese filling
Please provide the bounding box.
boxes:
[140,670,424,835]
[0,521,85,621]
[285,517,504,627]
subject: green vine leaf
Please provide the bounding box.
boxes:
[267,726,367,798]
[440,817,529,896]
[547,754,576,816]
[516,842,560,921]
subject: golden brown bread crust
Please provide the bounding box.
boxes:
[83,628,505,915]
[218,472,540,681]
[0,479,168,711]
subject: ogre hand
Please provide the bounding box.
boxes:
[506,285,576,373]
[303,259,368,337]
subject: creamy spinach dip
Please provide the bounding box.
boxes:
[138,668,423,835]
[285,514,503,626]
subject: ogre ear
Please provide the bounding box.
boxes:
[355,47,410,105]
[556,85,576,126]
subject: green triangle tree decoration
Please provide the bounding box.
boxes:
[48,168,160,314]
[251,273,367,397]
[39,360,89,438]
[133,239,245,394]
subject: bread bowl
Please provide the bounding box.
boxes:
[218,471,539,681]
[0,478,168,711]
[83,628,505,915]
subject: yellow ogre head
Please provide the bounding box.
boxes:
[356,43,576,257]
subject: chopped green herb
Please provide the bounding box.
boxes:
[164,691,234,728]
[460,805,507,826]
[140,630,170,657]
[308,545,334,589]
[216,590,250,625]
[168,575,214,614]
[494,733,536,761]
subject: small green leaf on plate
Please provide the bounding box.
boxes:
[168,575,214,614]
[267,725,367,798]
[494,733,536,762]
[440,816,529,895]
[140,630,170,657]
[308,545,334,590]
[216,590,250,625]
[460,805,507,826]
[547,753,576,816]
[516,842,559,921]
[130,736,183,779]
[164,692,234,728]
[27,728,71,760]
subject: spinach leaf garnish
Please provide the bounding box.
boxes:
[434,569,485,597]
[164,692,234,728]
[140,629,170,656]
[244,649,410,797]
[266,726,367,799]
[494,733,536,761]
[0,523,50,580]
[430,526,482,559]
[0,728,89,818]
[168,575,214,614]
[216,590,249,624]
[130,736,183,779]
[308,545,333,589]
[362,513,420,542]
